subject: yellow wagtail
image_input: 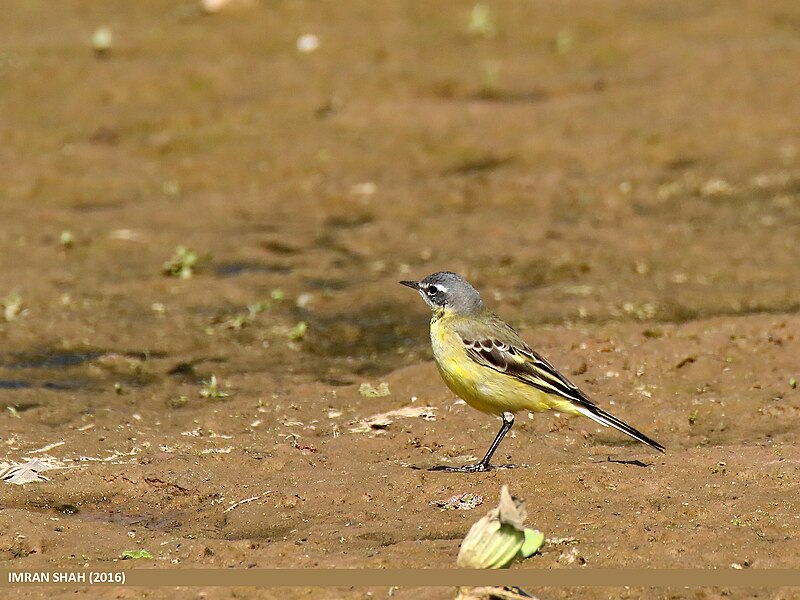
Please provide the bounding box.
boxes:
[401,271,665,472]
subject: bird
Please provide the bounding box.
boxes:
[400,271,665,472]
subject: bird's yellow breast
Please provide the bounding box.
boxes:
[429,313,555,416]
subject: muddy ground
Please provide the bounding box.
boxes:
[2,1,800,599]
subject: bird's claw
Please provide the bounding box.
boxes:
[428,462,517,473]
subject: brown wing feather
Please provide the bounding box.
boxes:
[456,313,597,407]
[462,337,596,407]
[455,314,666,453]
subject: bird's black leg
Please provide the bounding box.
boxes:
[430,412,517,472]
[477,411,516,469]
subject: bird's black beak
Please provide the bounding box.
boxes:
[399,280,420,290]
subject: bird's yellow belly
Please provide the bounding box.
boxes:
[430,320,553,416]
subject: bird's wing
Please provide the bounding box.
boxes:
[453,313,666,452]
[456,316,596,407]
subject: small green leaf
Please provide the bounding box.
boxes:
[2,293,23,322]
[92,27,113,53]
[59,230,75,249]
[457,485,540,569]
[248,301,270,316]
[199,375,230,399]
[121,550,153,560]
[468,4,496,38]
[458,521,524,569]
[162,246,209,279]
[288,321,307,341]
[359,382,390,397]
[554,29,574,54]
[519,528,545,558]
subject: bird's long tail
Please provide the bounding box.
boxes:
[572,403,665,453]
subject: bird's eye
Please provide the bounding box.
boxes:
[427,285,440,295]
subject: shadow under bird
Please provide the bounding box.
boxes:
[401,271,665,473]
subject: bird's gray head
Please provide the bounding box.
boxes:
[399,271,484,315]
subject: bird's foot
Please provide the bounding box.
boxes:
[428,462,517,473]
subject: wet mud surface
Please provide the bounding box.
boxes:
[2,2,800,599]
